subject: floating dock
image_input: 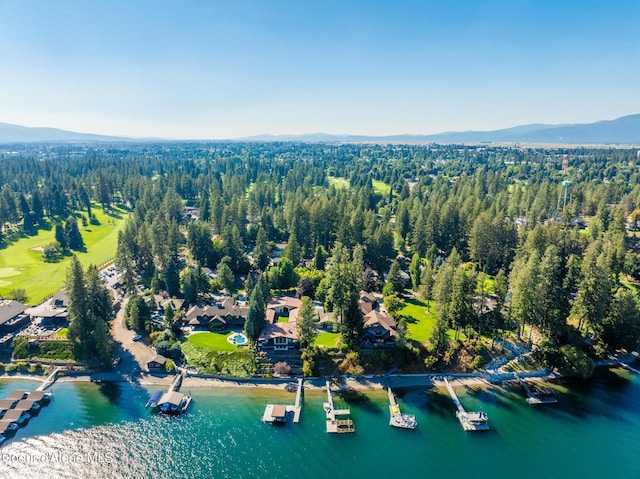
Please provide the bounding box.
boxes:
[388,388,417,429]
[324,380,354,433]
[444,378,489,431]
[513,373,557,405]
[262,378,303,424]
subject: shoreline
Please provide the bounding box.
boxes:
[0,351,635,392]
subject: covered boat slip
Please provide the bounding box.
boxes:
[157,391,192,415]
[262,378,303,424]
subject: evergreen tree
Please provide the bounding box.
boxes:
[217,262,235,291]
[409,253,421,291]
[55,223,68,250]
[297,296,319,348]
[165,258,181,297]
[245,281,266,341]
[253,226,271,271]
[65,215,85,250]
[125,294,150,332]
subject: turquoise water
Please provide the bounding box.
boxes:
[1,368,639,479]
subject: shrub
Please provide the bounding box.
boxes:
[473,355,484,369]
[165,358,176,373]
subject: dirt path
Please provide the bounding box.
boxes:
[110,298,156,375]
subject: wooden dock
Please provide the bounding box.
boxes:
[388,388,417,429]
[514,373,557,405]
[262,378,303,424]
[611,356,640,374]
[324,380,354,433]
[37,367,61,391]
[444,378,489,431]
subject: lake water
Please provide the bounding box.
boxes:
[1,367,639,479]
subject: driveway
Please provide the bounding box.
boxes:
[110,298,156,375]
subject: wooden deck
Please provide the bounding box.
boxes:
[324,380,354,433]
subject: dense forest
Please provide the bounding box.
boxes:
[2,142,640,376]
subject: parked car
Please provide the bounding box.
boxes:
[132,334,142,342]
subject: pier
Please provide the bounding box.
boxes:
[156,370,191,415]
[37,367,62,391]
[324,380,354,433]
[262,378,304,424]
[444,378,489,431]
[611,356,640,375]
[388,388,417,429]
[514,373,557,405]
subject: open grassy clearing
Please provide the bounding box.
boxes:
[185,331,239,352]
[314,331,340,349]
[399,298,436,343]
[327,176,391,197]
[372,179,391,196]
[0,204,128,305]
[327,176,350,190]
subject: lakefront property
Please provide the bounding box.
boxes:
[1,141,640,477]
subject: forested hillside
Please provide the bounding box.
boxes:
[1,142,639,375]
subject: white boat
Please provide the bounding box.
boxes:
[388,388,417,430]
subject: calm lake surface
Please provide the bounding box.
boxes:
[1,367,639,479]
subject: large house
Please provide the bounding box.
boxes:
[25,290,69,327]
[361,310,397,348]
[257,296,302,351]
[357,291,397,348]
[183,297,247,331]
[0,300,29,334]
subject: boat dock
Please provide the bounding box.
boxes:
[262,378,303,424]
[388,388,417,429]
[155,370,191,415]
[37,367,61,391]
[0,387,54,444]
[611,356,640,375]
[444,378,489,431]
[514,373,557,405]
[324,380,354,433]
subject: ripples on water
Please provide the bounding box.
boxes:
[1,370,640,479]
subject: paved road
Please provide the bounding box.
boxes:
[110,298,156,375]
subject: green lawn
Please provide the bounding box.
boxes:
[327,176,350,190]
[372,180,391,196]
[327,177,391,197]
[0,205,128,305]
[399,299,436,343]
[314,331,340,349]
[186,331,239,352]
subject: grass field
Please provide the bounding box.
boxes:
[372,179,391,196]
[0,204,128,305]
[186,331,239,352]
[327,176,391,197]
[314,331,340,349]
[399,299,436,343]
[327,177,350,190]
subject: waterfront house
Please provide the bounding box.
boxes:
[257,321,299,351]
[360,310,397,348]
[0,300,29,334]
[25,290,69,327]
[146,354,168,372]
[183,297,247,331]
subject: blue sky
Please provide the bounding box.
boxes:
[0,0,638,138]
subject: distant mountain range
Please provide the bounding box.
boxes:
[1,114,640,145]
[239,114,640,145]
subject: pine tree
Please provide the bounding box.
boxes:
[297,296,319,348]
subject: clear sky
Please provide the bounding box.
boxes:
[0,0,638,139]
